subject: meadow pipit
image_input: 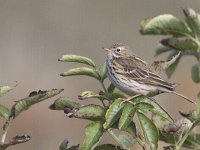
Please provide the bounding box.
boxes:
[103,43,193,103]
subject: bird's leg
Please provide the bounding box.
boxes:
[120,94,142,105]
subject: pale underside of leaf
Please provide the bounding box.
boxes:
[0,86,14,97]
[59,55,96,68]
[60,67,100,80]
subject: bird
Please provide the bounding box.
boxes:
[103,43,194,103]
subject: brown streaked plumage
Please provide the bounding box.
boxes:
[104,43,193,103]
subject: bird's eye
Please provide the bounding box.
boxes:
[116,48,121,52]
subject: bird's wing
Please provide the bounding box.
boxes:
[113,56,174,90]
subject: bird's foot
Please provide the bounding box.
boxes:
[120,94,142,105]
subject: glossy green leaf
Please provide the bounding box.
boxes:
[81,121,104,150]
[10,89,63,118]
[94,144,122,150]
[59,55,96,68]
[103,99,123,129]
[112,121,137,139]
[124,122,137,138]
[78,91,104,100]
[191,64,200,83]
[183,8,200,37]
[140,14,191,36]
[72,104,105,121]
[161,37,198,51]
[136,101,172,127]
[0,86,14,97]
[165,50,181,78]
[135,102,154,112]
[0,104,10,119]
[118,104,136,130]
[99,62,107,82]
[137,112,158,150]
[60,67,100,80]
[49,96,82,110]
[134,97,173,122]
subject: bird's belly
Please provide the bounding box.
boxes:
[106,66,157,95]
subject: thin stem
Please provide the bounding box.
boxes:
[1,120,11,143]
[100,100,106,108]
[107,129,129,150]
[100,81,107,94]
[100,81,108,107]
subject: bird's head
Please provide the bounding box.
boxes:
[103,43,131,58]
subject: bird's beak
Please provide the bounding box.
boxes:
[102,47,111,52]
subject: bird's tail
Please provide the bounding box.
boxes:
[171,91,194,103]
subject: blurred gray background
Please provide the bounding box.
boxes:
[0,0,199,149]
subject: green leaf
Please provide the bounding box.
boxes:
[71,104,105,121]
[165,50,181,78]
[60,67,100,80]
[132,97,173,122]
[10,89,63,118]
[154,44,171,57]
[0,86,14,97]
[161,37,198,51]
[59,55,96,68]
[137,112,158,150]
[134,102,154,112]
[81,121,104,150]
[0,104,10,119]
[183,8,200,38]
[140,14,191,36]
[78,91,104,100]
[123,122,137,138]
[94,144,123,150]
[118,104,136,130]
[118,134,134,149]
[135,101,173,127]
[49,96,81,110]
[103,99,123,129]
[99,62,107,82]
[191,64,200,83]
